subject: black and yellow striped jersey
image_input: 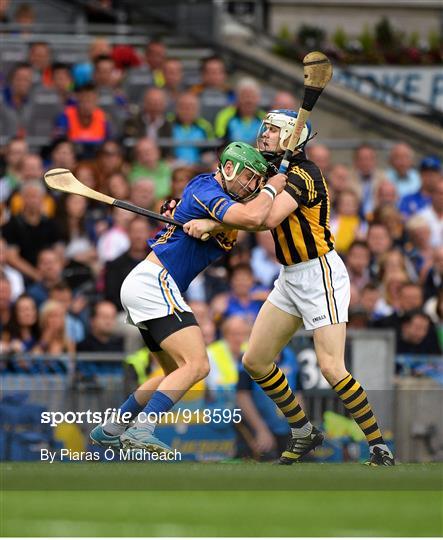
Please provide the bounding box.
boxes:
[271,152,335,265]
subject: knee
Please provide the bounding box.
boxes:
[191,357,210,382]
[318,357,346,386]
[242,352,267,377]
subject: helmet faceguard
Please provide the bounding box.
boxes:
[257,109,312,157]
[219,142,269,202]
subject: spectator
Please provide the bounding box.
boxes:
[366,222,393,281]
[93,140,126,192]
[49,281,86,344]
[93,54,127,130]
[417,178,443,248]
[26,249,63,307]
[307,144,332,177]
[38,299,75,356]
[423,246,443,302]
[51,63,75,105]
[372,179,399,213]
[374,282,424,330]
[8,153,55,217]
[330,189,364,254]
[378,248,415,284]
[171,91,213,165]
[72,38,112,88]
[54,194,96,266]
[250,231,280,288]
[360,283,381,322]
[191,56,235,123]
[349,144,386,216]
[54,83,111,157]
[399,156,441,218]
[28,42,53,87]
[0,0,10,23]
[373,205,406,248]
[123,87,173,145]
[270,91,298,111]
[96,207,133,263]
[2,293,40,354]
[424,289,443,350]
[211,263,267,325]
[385,142,420,198]
[3,181,61,281]
[374,269,409,319]
[328,164,351,205]
[215,78,264,145]
[397,310,441,356]
[404,215,433,280]
[127,138,172,199]
[0,274,12,331]
[104,217,152,310]
[346,241,371,290]
[2,63,33,134]
[77,301,123,352]
[143,39,167,87]
[108,172,130,201]
[48,138,76,171]
[207,315,250,391]
[13,3,35,33]
[169,165,195,199]
[0,137,28,203]
[130,178,156,213]
[0,238,24,301]
[163,58,186,112]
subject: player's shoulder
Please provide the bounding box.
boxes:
[289,153,323,182]
[186,172,224,197]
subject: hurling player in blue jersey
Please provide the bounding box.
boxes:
[90,141,286,452]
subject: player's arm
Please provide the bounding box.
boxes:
[183,173,286,238]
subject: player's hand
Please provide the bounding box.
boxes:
[266,173,287,195]
[160,198,180,219]
[183,219,216,240]
[255,427,276,454]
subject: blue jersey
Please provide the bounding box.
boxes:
[149,173,238,292]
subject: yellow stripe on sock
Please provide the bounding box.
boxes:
[334,373,352,392]
[353,403,371,419]
[345,391,367,410]
[367,429,383,442]
[266,380,288,397]
[261,372,284,389]
[287,409,306,424]
[359,417,377,431]
[274,387,293,404]
[340,382,361,401]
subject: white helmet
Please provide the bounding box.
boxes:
[257,109,312,154]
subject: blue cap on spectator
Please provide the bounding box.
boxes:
[419,156,441,172]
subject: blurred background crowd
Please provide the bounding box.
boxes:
[0,0,442,459]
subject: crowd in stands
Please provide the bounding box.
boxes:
[0,28,442,384]
[0,4,441,461]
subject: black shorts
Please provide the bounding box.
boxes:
[138,311,198,352]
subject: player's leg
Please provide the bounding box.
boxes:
[313,250,394,465]
[243,299,323,462]
[90,329,179,447]
[121,323,210,451]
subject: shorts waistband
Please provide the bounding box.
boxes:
[282,250,336,272]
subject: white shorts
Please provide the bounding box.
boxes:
[120,259,192,329]
[267,250,350,331]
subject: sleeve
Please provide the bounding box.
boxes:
[285,165,318,207]
[191,183,236,222]
[237,368,253,391]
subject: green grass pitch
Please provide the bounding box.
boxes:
[1,462,442,537]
